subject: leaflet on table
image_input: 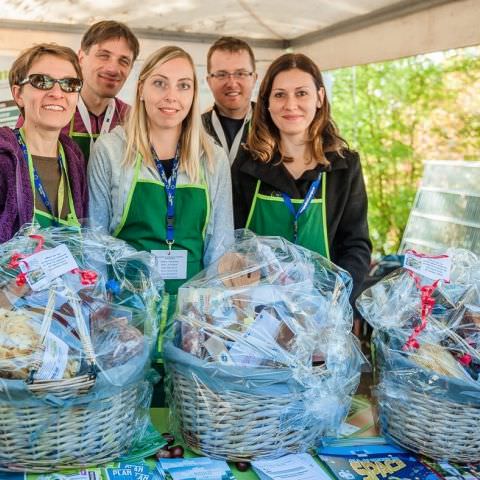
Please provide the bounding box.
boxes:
[317,437,441,480]
[338,422,361,437]
[105,463,155,480]
[116,423,168,464]
[252,453,331,480]
[421,457,480,479]
[156,457,234,480]
[0,470,102,480]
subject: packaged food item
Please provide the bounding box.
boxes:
[357,249,480,463]
[165,232,365,460]
[0,225,164,471]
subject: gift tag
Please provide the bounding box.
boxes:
[34,332,70,380]
[152,250,187,280]
[19,244,78,291]
[404,251,451,281]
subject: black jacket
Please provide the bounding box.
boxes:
[232,147,372,300]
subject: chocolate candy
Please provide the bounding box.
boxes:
[235,461,250,472]
[169,445,184,458]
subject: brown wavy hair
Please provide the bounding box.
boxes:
[247,53,347,165]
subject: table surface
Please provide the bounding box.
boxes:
[150,396,378,479]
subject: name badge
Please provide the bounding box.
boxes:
[153,249,188,280]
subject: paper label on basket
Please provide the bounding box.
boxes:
[152,250,187,280]
[229,309,287,366]
[203,335,233,364]
[34,331,69,380]
[403,251,451,281]
[19,244,78,291]
[252,453,331,480]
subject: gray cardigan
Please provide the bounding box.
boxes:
[87,126,234,266]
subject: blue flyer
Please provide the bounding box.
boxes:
[317,438,441,480]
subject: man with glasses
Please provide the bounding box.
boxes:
[17,20,139,162]
[203,37,257,166]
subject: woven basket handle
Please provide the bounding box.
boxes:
[26,281,98,384]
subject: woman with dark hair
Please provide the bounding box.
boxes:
[232,53,371,299]
[0,43,87,242]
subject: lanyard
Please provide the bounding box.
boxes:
[281,173,323,243]
[211,106,252,165]
[77,96,116,153]
[151,145,180,250]
[16,129,65,225]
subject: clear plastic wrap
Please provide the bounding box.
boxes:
[165,232,365,461]
[356,249,480,463]
[0,225,164,471]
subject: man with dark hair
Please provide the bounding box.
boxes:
[202,36,257,165]
[73,20,139,160]
[17,20,139,161]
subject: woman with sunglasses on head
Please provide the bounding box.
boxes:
[88,46,233,371]
[0,43,87,242]
[233,53,372,301]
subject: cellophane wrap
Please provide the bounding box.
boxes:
[0,225,164,470]
[356,249,480,462]
[165,232,365,461]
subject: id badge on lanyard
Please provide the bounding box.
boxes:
[77,96,116,153]
[150,145,188,280]
[281,172,323,243]
[16,129,66,225]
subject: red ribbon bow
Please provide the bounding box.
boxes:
[71,268,98,285]
[458,353,472,366]
[8,252,27,269]
[403,271,439,351]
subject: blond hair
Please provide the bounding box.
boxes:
[123,46,214,182]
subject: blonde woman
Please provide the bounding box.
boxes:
[88,46,234,364]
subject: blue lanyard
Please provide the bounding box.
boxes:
[281,173,323,243]
[15,129,63,226]
[152,145,180,249]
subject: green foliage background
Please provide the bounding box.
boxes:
[331,47,480,256]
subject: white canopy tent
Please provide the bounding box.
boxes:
[0,0,478,107]
[0,0,478,67]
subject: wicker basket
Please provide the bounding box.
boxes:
[165,343,346,462]
[0,285,151,472]
[0,380,147,472]
[374,335,480,463]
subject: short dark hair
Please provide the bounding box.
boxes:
[207,36,255,73]
[80,20,140,62]
[9,43,82,117]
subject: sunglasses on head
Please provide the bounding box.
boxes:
[18,74,83,93]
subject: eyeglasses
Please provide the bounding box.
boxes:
[18,74,83,93]
[209,70,254,81]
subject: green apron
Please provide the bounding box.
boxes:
[245,176,330,259]
[113,154,210,359]
[21,130,80,228]
[68,116,97,161]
